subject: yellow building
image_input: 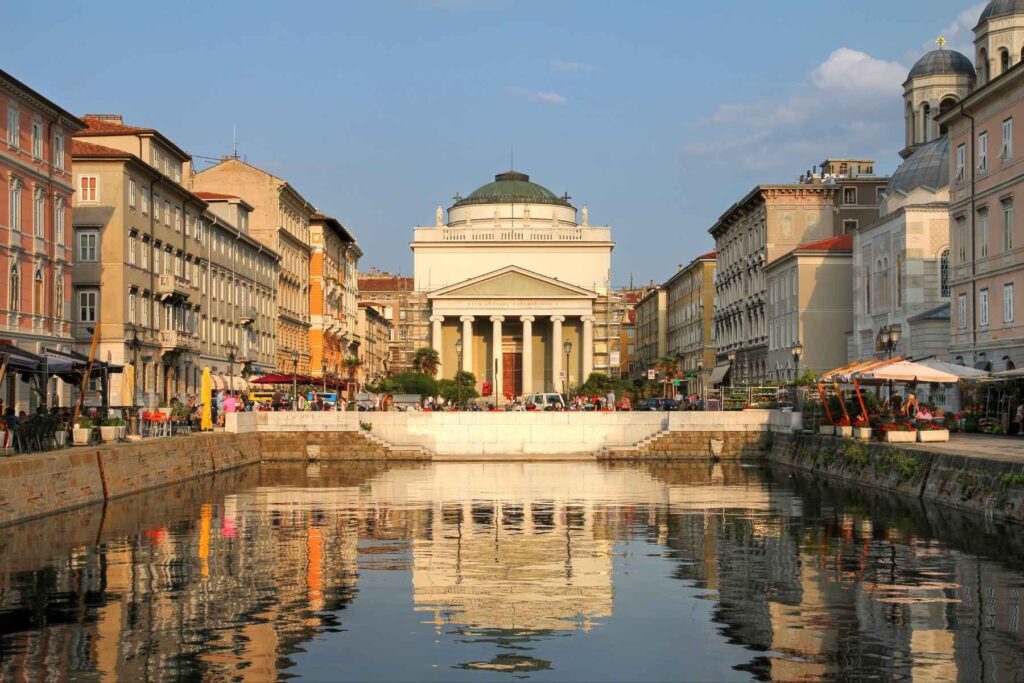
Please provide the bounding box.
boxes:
[357,302,392,385]
[665,251,717,392]
[309,213,361,380]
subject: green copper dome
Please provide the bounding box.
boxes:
[452,171,573,208]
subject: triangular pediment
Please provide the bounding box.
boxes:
[429,266,597,299]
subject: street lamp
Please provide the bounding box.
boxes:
[291,349,299,410]
[227,345,237,395]
[791,341,803,383]
[697,357,704,396]
[563,339,572,396]
[880,325,901,406]
[321,358,328,394]
[727,351,736,388]
[455,337,464,408]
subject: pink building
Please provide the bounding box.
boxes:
[0,70,84,410]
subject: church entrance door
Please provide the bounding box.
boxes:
[502,352,522,399]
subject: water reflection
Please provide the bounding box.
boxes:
[1,461,1024,681]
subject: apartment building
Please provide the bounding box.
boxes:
[634,287,666,378]
[358,302,392,386]
[189,158,315,374]
[309,213,361,378]
[0,70,84,411]
[357,269,424,374]
[664,251,716,392]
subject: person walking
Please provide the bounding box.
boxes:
[605,389,616,411]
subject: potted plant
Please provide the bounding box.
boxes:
[880,420,916,443]
[72,417,93,446]
[917,421,950,442]
[835,415,853,438]
[852,414,872,440]
[819,417,835,436]
[100,417,125,442]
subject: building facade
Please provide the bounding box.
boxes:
[0,70,83,411]
[189,159,315,374]
[357,269,423,374]
[357,302,392,386]
[634,287,666,378]
[413,171,615,401]
[766,235,853,380]
[665,251,717,391]
[309,213,361,379]
[940,2,1024,371]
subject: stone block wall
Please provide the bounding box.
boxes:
[601,429,768,460]
[0,451,105,527]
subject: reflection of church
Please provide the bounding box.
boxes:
[413,171,615,398]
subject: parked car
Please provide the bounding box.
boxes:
[521,393,567,410]
[636,398,680,411]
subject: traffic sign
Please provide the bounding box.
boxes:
[647,369,656,380]
[559,371,566,380]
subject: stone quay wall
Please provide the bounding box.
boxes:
[767,432,1024,525]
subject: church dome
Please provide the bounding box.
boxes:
[907,49,976,81]
[453,171,573,208]
[886,135,949,195]
[978,0,1024,25]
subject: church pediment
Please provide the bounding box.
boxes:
[430,266,597,299]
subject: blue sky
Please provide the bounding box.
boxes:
[6,0,985,286]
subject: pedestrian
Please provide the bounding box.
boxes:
[605,390,616,411]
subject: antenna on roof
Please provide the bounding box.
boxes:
[232,124,238,159]
[510,145,514,171]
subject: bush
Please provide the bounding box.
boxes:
[75,417,94,429]
[391,372,438,399]
[100,417,125,427]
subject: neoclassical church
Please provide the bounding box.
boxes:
[412,171,614,400]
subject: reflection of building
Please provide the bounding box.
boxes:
[413,171,615,399]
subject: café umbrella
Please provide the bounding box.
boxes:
[201,367,213,431]
[853,360,961,384]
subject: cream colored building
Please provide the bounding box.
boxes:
[766,235,853,380]
[189,158,315,374]
[357,302,391,385]
[665,251,717,391]
[357,270,423,374]
[413,171,615,401]
[634,287,666,378]
[309,213,361,379]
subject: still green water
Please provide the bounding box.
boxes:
[2,460,1024,682]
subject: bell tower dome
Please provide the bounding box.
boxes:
[901,38,975,158]
[974,0,1024,85]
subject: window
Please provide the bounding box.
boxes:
[54,272,63,322]
[940,249,950,298]
[174,252,182,277]
[7,178,20,232]
[955,144,966,182]
[979,132,988,172]
[53,131,64,171]
[129,179,137,209]
[129,233,137,266]
[1005,199,1015,252]
[141,237,150,270]
[7,107,19,147]
[79,175,97,202]
[958,293,967,329]
[979,209,989,258]
[29,267,41,316]
[33,188,44,237]
[163,246,171,274]
[128,290,136,324]
[843,187,857,204]
[980,288,990,326]
[78,289,97,323]
[627,328,636,338]
[77,230,98,262]
[164,200,171,226]
[896,255,903,308]
[153,300,160,330]
[957,217,967,263]
[173,207,181,232]
[843,219,858,233]
[8,262,19,313]
[1006,283,1016,323]
[31,121,42,159]
[141,188,149,214]
[141,295,150,327]
[876,187,885,204]
[153,195,161,221]
[1003,118,1014,160]
[865,265,872,314]
[55,197,65,245]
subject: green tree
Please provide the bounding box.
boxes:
[411,347,441,378]
[438,371,477,404]
[391,371,438,398]
[341,356,364,407]
[576,372,613,397]
[656,356,681,397]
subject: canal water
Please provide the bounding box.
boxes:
[2,461,1024,682]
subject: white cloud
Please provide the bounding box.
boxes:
[551,60,594,73]
[809,48,905,96]
[506,86,567,105]
[929,1,986,54]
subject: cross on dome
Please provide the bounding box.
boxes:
[936,36,947,49]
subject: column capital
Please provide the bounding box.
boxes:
[519,315,535,323]
[489,315,505,323]
[581,315,596,323]
[459,315,475,323]
[550,315,566,323]
[429,314,445,322]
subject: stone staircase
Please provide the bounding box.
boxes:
[360,431,434,459]
[258,430,433,461]
[598,429,763,460]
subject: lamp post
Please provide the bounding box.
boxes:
[727,351,736,388]
[455,338,463,408]
[563,339,572,397]
[791,341,803,383]
[880,324,901,404]
[697,357,704,397]
[321,358,328,394]
[127,326,142,435]
[227,345,237,395]
[291,349,299,411]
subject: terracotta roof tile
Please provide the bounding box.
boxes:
[359,277,414,292]
[77,116,153,135]
[71,139,133,158]
[793,234,853,253]
[698,250,717,260]
[193,191,240,200]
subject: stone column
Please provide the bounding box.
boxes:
[490,315,504,403]
[581,315,595,380]
[460,316,474,373]
[550,315,565,393]
[430,315,444,379]
[520,315,534,395]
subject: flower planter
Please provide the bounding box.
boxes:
[72,428,91,446]
[917,429,950,443]
[819,426,835,436]
[836,426,853,437]
[853,427,872,440]
[100,426,118,442]
[883,430,917,443]
[54,431,66,448]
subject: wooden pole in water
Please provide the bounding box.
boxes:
[73,325,101,426]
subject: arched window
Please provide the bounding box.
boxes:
[1000,48,1011,75]
[896,256,903,308]
[939,97,958,136]
[8,262,19,313]
[54,270,64,322]
[865,265,872,314]
[922,103,932,142]
[906,102,915,147]
[979,48,989,83]
[882,258,890,309]
[939,249,950,298]
[33,266,43,317]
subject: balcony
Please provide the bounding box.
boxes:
[157,274,194,302]
[159,329,198,352]
[240,306,257,325]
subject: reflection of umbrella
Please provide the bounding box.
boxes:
[121,363,136,406]
[201,367,213,431]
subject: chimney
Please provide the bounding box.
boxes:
[83,114,124,124]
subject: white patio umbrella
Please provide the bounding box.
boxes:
[854,360,961,384]
[918,358,990,379]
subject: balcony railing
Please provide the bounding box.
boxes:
[159,329,198,352]
[240,306,257,325]
[157,273,195,302]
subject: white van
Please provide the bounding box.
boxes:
[522,393,567,410]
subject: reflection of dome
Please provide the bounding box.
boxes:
[453,171,572,208]
[907,49,976,80]
[978,0,1024,25]
[886,136,949,195]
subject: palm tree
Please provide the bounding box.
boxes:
[341,356,364,406]
[411,347,440,378]
[656,356,681,398]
